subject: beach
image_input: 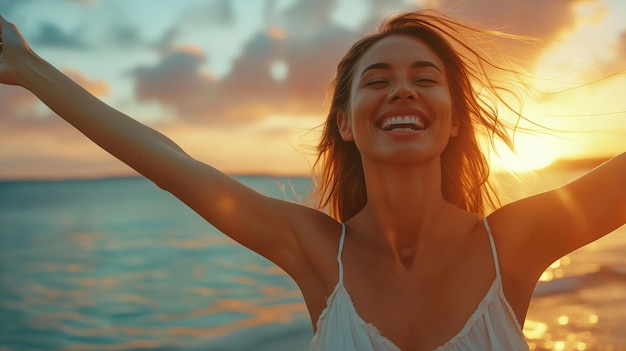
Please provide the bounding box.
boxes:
[0,172,625,351]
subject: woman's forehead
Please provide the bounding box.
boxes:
[356,35,445,73]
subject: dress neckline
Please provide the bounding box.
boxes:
[310,218,526,350]
[313,273,505,351]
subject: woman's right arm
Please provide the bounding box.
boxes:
[0,16,321,274]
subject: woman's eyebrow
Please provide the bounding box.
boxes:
[360,60,442,77]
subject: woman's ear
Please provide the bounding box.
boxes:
[337,111,354,141]
[449,114,460,137]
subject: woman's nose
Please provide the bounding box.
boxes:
[387,80,417,102]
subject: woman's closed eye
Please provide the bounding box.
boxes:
[413,77,439,85]
[360,76,440,88]
[363,79,389,87]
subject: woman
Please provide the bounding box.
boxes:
[1,10,624,351]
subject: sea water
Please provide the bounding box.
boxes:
[0,173,624,351]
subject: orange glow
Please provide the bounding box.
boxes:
[267,26,287,40]
[493,134,557,171]
[63,68,111,98]
[173,44,206,57]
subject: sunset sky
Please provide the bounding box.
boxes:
[1,0,625,179]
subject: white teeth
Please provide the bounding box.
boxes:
[380,115,425,130]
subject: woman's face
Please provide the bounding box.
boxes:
[338,34,457,166]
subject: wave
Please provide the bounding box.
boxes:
[533,265,626,297]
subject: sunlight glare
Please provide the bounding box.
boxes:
[494,134,557,171]
[523,319,548,340]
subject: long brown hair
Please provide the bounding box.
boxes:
[313,10,527,221]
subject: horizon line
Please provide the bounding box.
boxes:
[0,156,613,183]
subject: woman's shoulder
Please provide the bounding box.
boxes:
[285,209,347,315]
[286,207,344,279]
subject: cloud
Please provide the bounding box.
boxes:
[0,67,109,130]
[128,0,376,124]
[280,0,337,37]
[131,46,216,118]
[131,23,357,124]
[0,86,37,120]
[27,1,146,50]
[170,0,237,32]
[18,0,607,128]
[0,0,34,15]
[595,30,626,76]
[217,25,357,119]
[130,0,604,126]
[426,0,606,70]
[180,0,237,27]
[86,1,146,48]
[2,0,624,179]
[153,26,179,53]
[31,21,86,49]
[437,0,588,37]
[362,0,423,28]
[135,0,596,125]
[106,22,141,48]
[205,0,236,26]
[64,68,111,98]
[616,31,626,62]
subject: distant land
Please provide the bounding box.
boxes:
[543,157,612,171]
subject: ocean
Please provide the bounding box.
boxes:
[0,172,625,351]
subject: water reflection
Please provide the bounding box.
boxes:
[1,177,624,350]
[525,252,626,351]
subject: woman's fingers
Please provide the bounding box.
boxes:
[0,15,21,45]
[0,13,9,40]
[0,14,28,86]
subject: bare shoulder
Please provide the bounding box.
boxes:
[291,209,344,285]
[283,208,346,323]
[483,207,541,277]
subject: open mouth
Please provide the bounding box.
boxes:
[379,115,429,131]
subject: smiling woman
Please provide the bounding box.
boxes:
[1,7,625,351]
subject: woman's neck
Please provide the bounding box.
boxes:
[351,157,452,256]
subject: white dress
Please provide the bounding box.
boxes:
[306,219,529,351]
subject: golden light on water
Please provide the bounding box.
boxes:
[540,257,571,282]
[554,340,566,350]
[524,320,549,340]
[539,271,554,282]
[522,251,626,351]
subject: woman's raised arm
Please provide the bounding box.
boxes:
[0,15,320,274]
[493,153,626,277]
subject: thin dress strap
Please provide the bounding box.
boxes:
[337,223,346,283]
[482,217,501,277]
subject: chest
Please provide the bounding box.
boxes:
[334,233,498,350]
[347,267,495,349]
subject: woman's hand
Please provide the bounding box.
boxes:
[0,14,35,86]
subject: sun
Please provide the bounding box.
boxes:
[492,134,558,171]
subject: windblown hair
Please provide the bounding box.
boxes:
[313,9,528,221]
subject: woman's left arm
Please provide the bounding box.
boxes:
[494,152,626,271]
